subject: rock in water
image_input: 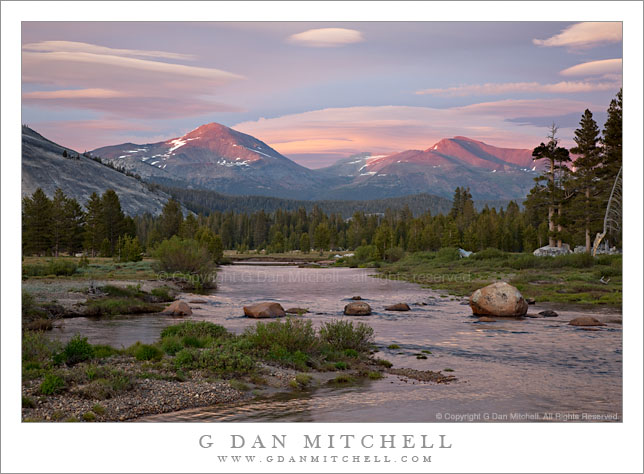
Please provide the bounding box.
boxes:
[385,303,411,311]
[350,296,363,300]
[243,302,286,318]
[526,297,536,305]
[538,310,558,317]
[569,316,606,327]
[344,302,372,315]
[469,282,528,317]
[161,301,192,316]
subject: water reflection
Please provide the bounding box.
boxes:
[50,265,622,422]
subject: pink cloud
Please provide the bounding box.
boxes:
[22,41,244,119]
[233,103,589,158]
[287,28,364,47]
[560,58,622,77]
[533,22,622,49]
[416,80,620,97]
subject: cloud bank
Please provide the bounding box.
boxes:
[22,41,244,119]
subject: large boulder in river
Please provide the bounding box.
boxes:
[344,302,372,315]
[569,316,606,327]
[385,303,411,311]
[469,282,528,317]
[161,301,192,316]
[243,302,286,319]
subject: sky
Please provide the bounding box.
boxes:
[22,21,622,168]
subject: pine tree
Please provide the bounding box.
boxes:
[599,89,622,247]
[570,109,602,252]
[300,233,310,253]
[64,197,85,254]
[50,188,68,256]
[22,188,52,255]
[100,190,126,256]
[530,124,571,247]
[159,199,183,240]
[84,192,103,256]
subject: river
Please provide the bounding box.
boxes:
[51,265,622,422]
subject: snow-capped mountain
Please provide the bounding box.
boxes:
[317,137,539,200]
[91,123,328,199]
[92,124,541,201]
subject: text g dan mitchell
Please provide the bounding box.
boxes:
[199,434,453,450]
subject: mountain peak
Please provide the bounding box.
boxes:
[181,122,235,140]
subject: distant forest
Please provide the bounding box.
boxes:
[157,185,518,218]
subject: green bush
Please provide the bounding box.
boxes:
[150,286,174,302]
[22,330,62,363]
[472,248,507,260]
[40,373,65,395]
[115,235,143,262]
[82,411,96,422]
[160,321,228,340]
[174,348,198,369]
[160,336,184,355]
[436,247,461,262]
[92,344,120,359]
[384,247,405,263]
[56,334,94,366]
[318,320,374,354]
[353,245,380,263]
[22,396,35,408]
[154,236,215,286]
[23,260,78,277]
[174,343,255,376]
[129,343,163,361]
[244,318,318,355]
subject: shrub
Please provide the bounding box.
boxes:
[22,396,35,408]
[334,361,348,370]
[318,320,374,354]
[82,412,96,422]
[374,358,393,368]
[367,371,384,380]
[154,236,215,285]
[129,343,163,361]
[83,297,163,317]
[353,245,380,263]
[115,235,143,262]
[23,260,78,277]
[161,321,228,340]
[22,331,62,363]
[161,336,184,355]
[328,374,354,385]
[384,247,405,263]
[387,344,400,350]
[343,348,359,358]
[295,373,312,386]
[92,404,106,415]
[150,286,174,302]
[56,334,94,366]
[472,248,507,260]
[244,318,318,355]
[92,344,120,359]
[40,373,65,395]
[174,348,198,369]
[436,247,461,262]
